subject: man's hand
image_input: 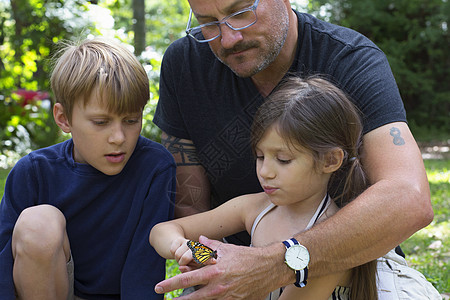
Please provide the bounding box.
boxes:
[155,236,293,299]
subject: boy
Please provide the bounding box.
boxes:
[0,37,176,299]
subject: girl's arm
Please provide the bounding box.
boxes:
[149,194,262,262]
[279,269,351,300]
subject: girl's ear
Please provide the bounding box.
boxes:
[53,103,71,133]
[322,148,344,173]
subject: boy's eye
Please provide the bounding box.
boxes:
[256,155,264,160]
[125,118,139,125]
[93,120,108,125]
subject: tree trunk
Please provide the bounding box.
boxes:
[133,0,146,56]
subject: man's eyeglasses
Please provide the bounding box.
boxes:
[186,0,260,43]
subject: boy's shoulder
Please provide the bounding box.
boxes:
[13,140,71,170]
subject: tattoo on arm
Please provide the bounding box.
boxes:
[390,127,405,146]
[161,135,201,166]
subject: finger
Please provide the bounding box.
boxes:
[199,235,222,250]
[175,281,227,300]
[174,244,188,262]
[178,249,194,266]
[154,267,208,294]
[170,238,188,258]
[179,265,194,273]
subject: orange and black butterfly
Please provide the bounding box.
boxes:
[187,240,217,265]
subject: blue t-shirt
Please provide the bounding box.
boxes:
[154,11,406,243]
[0,136,176,299]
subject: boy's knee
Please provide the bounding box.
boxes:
[12,205,67,258]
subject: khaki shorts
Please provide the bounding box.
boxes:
[67,255,85,300]
[377,249,441,300]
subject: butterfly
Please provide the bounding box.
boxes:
[187,240,218,265]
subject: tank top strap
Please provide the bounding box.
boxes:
[305,194,330,230]
[250,194,331,245]
[250,203,277,239]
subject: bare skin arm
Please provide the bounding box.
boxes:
[160,132,210,218]
[154,122,433,299]
[299,122,433,275]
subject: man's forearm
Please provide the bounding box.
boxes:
[161,133,211,218]
[292,179,432,278]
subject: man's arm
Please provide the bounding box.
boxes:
[154,122,433,299]
[295,122,433,276]
[160,132,211,218]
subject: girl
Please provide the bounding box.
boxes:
[150,76,440,300]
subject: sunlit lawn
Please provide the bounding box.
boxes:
[1,160,449,297]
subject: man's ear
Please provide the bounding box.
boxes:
[53,103,71,133]
[322,148,344,174]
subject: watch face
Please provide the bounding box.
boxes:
[285,244,310,270]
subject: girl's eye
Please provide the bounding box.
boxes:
[277,158,291,164]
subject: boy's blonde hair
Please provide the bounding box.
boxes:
[50,37,149,122]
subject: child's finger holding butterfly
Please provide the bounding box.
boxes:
[169,237,192,266]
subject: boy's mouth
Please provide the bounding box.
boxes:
[105,152,125,163]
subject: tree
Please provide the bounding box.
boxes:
[306,0,450,132]
[133,0,146,56]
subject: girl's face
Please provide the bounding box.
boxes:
[255,125,330,207]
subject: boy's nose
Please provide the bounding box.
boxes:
[108,124,125,145]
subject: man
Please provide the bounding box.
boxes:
[152,0,433,298]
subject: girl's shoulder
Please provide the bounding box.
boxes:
[317,198,340,224]
[231,192,272,235]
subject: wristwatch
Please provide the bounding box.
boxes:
[283,238,309,288]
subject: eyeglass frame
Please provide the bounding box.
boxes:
[185,0,260,43]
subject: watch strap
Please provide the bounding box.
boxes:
[282,238,299,248]
[283,238,308,288]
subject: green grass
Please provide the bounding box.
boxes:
[1,160,449,296]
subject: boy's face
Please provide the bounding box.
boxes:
[55,92,142,176]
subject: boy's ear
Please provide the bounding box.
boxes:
[322,148,344,174]
[53,103,71,133]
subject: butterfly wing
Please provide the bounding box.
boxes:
[187,240,217,265]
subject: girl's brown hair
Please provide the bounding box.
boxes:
[251,75,377,300]
[50,37,149,122]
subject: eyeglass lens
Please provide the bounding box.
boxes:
[189,9,257,41]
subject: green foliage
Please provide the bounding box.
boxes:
[0,0,95,92]
[102,0,189,53]
[0,168,11,199]
[0,0,100,155]
[0,94,62,157]
[164,260,183,299]
[306,0,450,133]
[146,0,190,53]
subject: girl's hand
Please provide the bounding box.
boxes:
[170,237,217,273]
[170,237,192,266]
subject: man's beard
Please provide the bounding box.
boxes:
[211,20,289,78]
